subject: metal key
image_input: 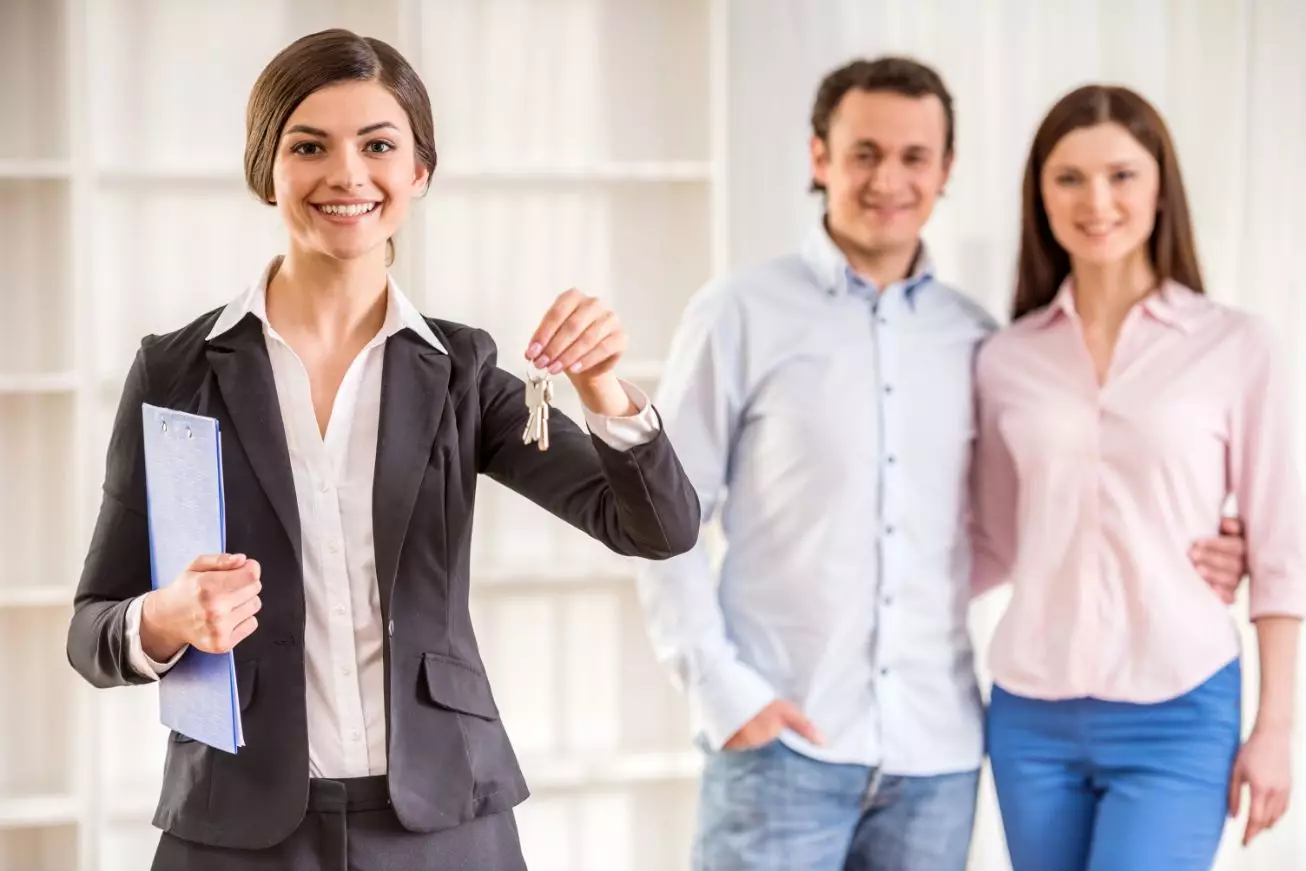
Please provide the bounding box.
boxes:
[522,371,554,451]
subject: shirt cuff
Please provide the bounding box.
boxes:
[693,658,778,751]
[581,380,661,451]
[126,594,187,680]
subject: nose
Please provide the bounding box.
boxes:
[325,146,366,190]
[869,159,901,195]
[1086,175,1112,214]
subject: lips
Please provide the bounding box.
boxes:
[313,202,379,217]
[1076,221,1120,238]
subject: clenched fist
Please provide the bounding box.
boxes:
[140,553,263,660]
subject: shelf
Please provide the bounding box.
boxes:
[419,0,709,166]
[472,569,632,594]
[0,796,79,830]
[0,373,79,394]
[0,181,71,376]
[0,0,67,162]
[0,160,71,180]
[0,587,74,609]
[95,162,714,186]
[524,751,702,792]
[439,163,713,184]
[0,395,78,593]
[0,612,78,803]
[422,183,709,369]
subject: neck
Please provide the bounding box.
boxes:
[826,218,918,290]
[266,245,390,346]
[1070,250,1157,327]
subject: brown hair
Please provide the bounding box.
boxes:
[244,29,438,265]
[809,56,955,193]
[1012,84,1203,320]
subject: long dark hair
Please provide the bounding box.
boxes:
[1011,85,1204,321]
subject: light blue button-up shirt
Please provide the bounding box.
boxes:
[637,220,996,775]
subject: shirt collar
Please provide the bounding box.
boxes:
[801,215,935,303]
[1028,276,1206,334]
[205,257,447,353]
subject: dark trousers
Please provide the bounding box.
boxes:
[151,775,528,871]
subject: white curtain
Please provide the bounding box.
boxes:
[722,1,1306,868]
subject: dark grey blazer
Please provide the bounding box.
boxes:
[65,308,700,850]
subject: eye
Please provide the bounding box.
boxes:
[1054,172,1080,186]
[1111,169,1136,183]
[365,140,396,154]
[290,141,323,156]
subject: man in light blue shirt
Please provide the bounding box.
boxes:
[637,56,1247,871]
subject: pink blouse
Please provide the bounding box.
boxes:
[972,279,1306,702]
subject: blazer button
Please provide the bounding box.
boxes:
[387,620,394,637]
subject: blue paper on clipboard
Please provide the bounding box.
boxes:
[140,403,245,754]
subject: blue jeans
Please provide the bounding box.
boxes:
[693,739,979,870]
[987,658,1241,871]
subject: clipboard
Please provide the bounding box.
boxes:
[140,403,245,754]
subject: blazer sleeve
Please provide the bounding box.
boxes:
[66,344,157,688]
[474,329,700,559]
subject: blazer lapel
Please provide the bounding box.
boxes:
[373,330,451,620]
[206,315,302,566]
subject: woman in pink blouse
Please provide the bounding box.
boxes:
[972,84,1304,870]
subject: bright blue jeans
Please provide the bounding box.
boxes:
[693,739,979,870]
[987,658,1241,871]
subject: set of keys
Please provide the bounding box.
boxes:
[522,369,555,451]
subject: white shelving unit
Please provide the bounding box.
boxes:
[2,1,725,869]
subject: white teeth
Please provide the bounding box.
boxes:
[317,202,377,217]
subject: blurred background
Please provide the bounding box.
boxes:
[1,0,1303,868]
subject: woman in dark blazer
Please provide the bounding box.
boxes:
[65,28,699,870]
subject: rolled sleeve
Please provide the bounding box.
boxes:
[1231,320,1306,620]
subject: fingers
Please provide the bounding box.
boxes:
[226,615,259,650]
[1229,765,1244,819]
[779,702,825,746]
[188,553,246,572]
[1220,516,1245,537]
[568,329,629,376]
[526,289,588,368]
[1245,788,1272,845]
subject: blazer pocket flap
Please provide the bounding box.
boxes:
[421,653,499,720]
[236,658,258,712]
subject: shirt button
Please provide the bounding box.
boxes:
[342,666,353,676]
[318,480,331,494]
[334,604,346,616]
[327,538,340,554]
[886,455,896,465]
[883,384,893,395]
[882,595,893,606]
[350,730,361,742]
[885,525,895,535]
[880,667,890,676]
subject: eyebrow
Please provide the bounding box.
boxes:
[283,121,400,138]
[1050,160,1140,172]
[852,139,933,155]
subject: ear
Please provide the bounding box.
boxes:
[810,135,830,189]
[940,149,955,190]
[413,160,431,194]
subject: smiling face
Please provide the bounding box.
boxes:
[1039,121,1160,271]
[270,79,430,263]
[810,89,952,264]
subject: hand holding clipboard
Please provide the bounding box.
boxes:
[140,404,258,754]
